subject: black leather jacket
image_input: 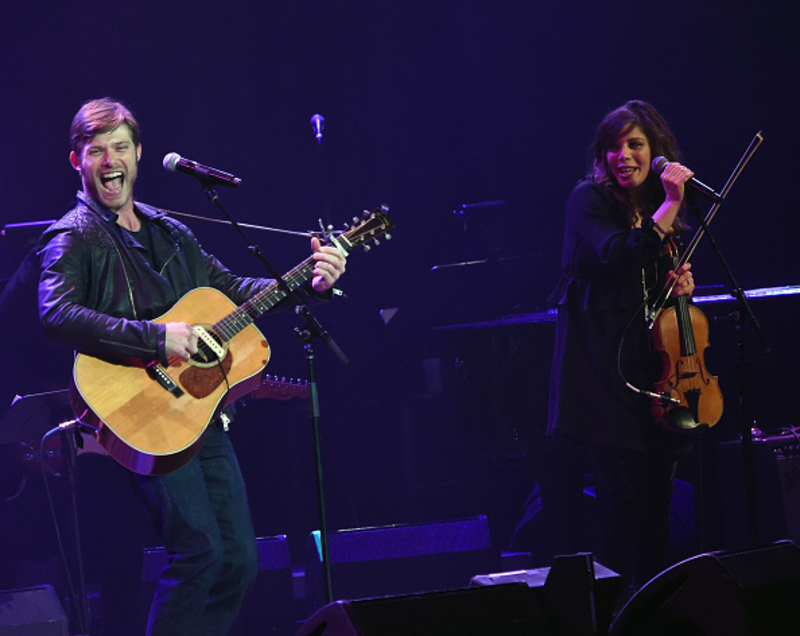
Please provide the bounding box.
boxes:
[38,192,277,366]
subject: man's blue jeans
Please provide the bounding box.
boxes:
[135,423,259,635]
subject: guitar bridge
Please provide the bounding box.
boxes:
[146,362,184,398]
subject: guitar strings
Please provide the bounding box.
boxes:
[214,259,315,341]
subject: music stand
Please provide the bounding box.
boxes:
[0,389,71,443]
[0,389,91,635]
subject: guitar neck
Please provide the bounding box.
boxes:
[206,208,391,343]
[214,257,316,342]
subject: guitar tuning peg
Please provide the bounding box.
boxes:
[372,238,380,246]
[363,244,371,252]
[352,216,359,224]
[385,233,392,241]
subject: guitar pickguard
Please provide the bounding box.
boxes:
[178,352,234,399]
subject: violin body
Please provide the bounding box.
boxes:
[650,300,724,432]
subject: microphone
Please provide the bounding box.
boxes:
[310,113,325,144]
[162,153,242,188]
[651,156,722,203]
[626,382,682,405]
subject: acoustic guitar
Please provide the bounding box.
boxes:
[71,207,393,476]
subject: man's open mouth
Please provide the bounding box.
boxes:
[101,171,124,192]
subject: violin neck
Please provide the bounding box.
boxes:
[674,295,697,357]
[665,238,697,356]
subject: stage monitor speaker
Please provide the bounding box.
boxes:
[304,516,499,611]
[0,585,68,635]
[470,552,621,636]
[609,540,800,636]
[295,582,547,636]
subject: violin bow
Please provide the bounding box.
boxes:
[646,131,764,328]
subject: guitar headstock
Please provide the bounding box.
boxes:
[336,205,394,252]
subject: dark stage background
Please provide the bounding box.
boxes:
[1,0,798,626]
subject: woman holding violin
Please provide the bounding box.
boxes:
[547,100,698,594]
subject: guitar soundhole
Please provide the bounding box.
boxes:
[190,328,228,369]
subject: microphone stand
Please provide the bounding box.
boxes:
[679,132,768,550]
[58,422,92,636]
[688,201,770,549]
[198,180,347,607]
[304,113,347,606]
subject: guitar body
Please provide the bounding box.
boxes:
[72,287,271,476]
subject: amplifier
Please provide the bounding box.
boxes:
[718,428,800,550]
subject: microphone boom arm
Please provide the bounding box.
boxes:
[157,208,340,239]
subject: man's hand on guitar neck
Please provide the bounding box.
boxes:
[311,236,347,293]
[165,322,200,364]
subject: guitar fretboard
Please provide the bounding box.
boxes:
[211,232,358,342]
[214,257,315,341]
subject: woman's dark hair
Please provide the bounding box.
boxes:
[591,100,684,228]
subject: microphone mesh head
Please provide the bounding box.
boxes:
[163,152,181,171]
[651,156,669,174]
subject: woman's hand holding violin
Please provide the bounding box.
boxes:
[670,262,695,298]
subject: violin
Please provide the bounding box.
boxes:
[650,238,724,432]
